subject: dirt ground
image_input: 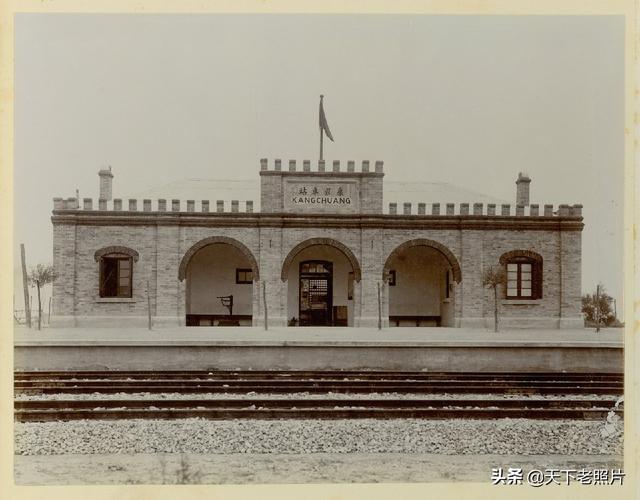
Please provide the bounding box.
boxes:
[14,452,623,485]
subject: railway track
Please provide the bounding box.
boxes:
[14,397,621,422]
[14,370,624,395]
[14,370,624,381]
[14,371,623,422]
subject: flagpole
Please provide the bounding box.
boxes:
[319,94,324,160]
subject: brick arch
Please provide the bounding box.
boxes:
[94,245,139,262]
[178,236,259,282]
[499,249,543,265]
[280,238,361,282]
[382,239,462,283]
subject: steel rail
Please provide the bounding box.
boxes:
[15,382,623,394]
[15,398,619,410]
[14,370,624,381]
[14,406,622,422]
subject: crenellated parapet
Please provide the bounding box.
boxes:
[53,196,583,221]
[386,202,583,218]
[53,196,583,219]
[53,197,255,213]
[259,158,384,174]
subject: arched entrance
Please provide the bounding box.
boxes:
[179,237,259,326]
[281,238,361,327]
[383,239,461,327]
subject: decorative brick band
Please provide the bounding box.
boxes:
[280,237,362,282]
[178,236,260,282]
[93,246,140,262]
[382,239,462,283]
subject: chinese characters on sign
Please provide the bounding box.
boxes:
[283,180,359,213]
[491,467,625,486]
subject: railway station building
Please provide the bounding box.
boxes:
[50,159,584,329]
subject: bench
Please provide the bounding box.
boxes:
[389,315,441,327]
[186,314,252,327]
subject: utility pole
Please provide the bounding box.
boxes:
[20,243,31,328]
[36,278,42,330]
[263,281,268,331]
[377,282,382,330]
[595,284,600,333]
[147,280,152,330]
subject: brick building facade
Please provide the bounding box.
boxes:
[51,159,584,329]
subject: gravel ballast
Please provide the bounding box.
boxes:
[15,418,622,456]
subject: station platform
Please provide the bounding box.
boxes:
[14,326,624,373]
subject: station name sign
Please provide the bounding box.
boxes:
[284,180,359,213]
[291,185,352,205]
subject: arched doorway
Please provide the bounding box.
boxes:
[281,238,361,327]
[383,239,461,327]
[179,237,259,327]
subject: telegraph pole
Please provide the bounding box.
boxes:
[147,280,152,330]
[263,281,268,331]
[20,243,31,328]
[595,284,600,333]
[377,282,382,330]
[319,95,324,161]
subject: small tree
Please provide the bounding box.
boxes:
[582,284,615,330]
[28,264,57,330]
[482,266,507,332]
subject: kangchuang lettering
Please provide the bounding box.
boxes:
[292,196,352,205]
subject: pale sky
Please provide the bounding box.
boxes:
[13,14,625,315]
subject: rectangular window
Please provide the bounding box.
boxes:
[506,261,540,299]
[506,263,518,297]
[100,256,132,298]
[236,268,253,284]
[388,270,396,286]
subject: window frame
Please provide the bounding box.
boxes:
[504,257,542,300]
[236,268,254,284]
[99,254,133,298]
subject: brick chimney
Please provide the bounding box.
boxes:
[98,166,113,201]
[516,172,531,206]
